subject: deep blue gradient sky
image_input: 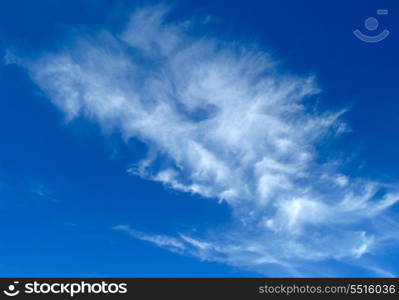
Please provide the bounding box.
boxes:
[0,0,399,277]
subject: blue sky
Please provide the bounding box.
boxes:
[1,0,399,277]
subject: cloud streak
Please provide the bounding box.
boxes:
[13,5,399,276]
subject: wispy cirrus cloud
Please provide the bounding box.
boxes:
[11,5,399,276]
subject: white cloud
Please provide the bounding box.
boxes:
[13,5,399,276]
[113,225,186,253]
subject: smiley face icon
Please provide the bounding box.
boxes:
[354,10,390,43]
[3,282,20,297]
